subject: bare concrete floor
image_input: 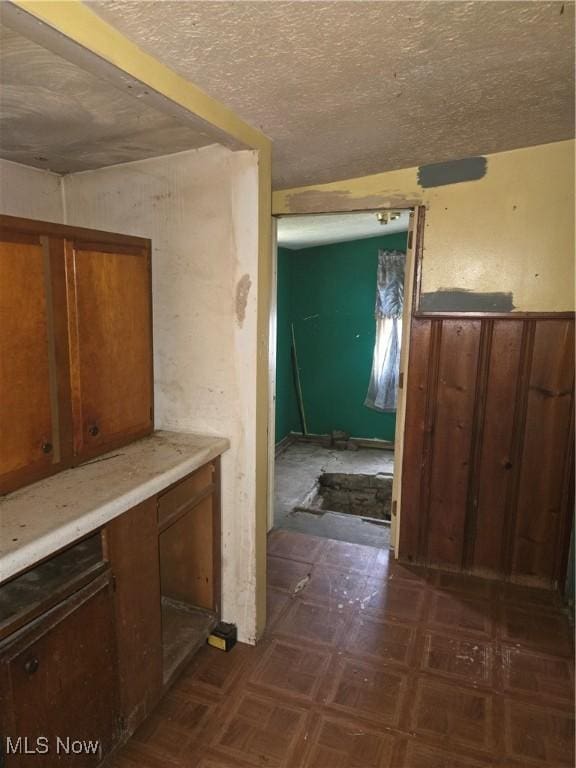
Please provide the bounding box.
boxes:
[273,440,393,547]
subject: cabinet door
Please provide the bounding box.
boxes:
[0,231,71,494]
[0,574,118,767]
[65,240,153,460]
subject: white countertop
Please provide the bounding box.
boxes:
[0,431,229,584]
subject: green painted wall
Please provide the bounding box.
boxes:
[275,232,408,443]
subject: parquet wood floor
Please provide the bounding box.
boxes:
[107,530,574,767]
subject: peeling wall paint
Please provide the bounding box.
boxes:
[274,141,575,313]
[0,158,64,221]
[417,157,487,188]
[62,146,260,643]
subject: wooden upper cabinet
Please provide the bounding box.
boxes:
[0,215,153,493]
[0,231,72,494]
[65,240,153,459]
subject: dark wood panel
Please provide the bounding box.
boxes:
[399,315,574,588]
[472,320,524,574]
[513,320,575,583]
[103,499,162,735]
[398,318,432,560]
[426,319,481,567]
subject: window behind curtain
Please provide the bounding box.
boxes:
[364,250,405,412]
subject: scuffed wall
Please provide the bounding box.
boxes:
[0,158,64,221]
[63,146,260,642]
[273,140,575,313]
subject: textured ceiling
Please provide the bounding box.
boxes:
[278,211,410,250]
[0,21,214,174]
[93,0,575,189]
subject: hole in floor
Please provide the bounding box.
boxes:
[294,472,392,523]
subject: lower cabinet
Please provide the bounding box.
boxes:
[0,457,222,765]
[0,573,118,767]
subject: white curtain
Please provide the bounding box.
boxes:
[365,250,405,412]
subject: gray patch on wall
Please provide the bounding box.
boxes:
[419,288,515,312]
[235,273,252,327]
[418,157,487,188]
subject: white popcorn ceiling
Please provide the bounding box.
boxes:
[92,0,575,189]
[278,211,411,250]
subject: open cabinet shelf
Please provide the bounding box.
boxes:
[157,461,221,687]
[161,597,217,686]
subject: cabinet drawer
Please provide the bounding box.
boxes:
[157,463,214,531]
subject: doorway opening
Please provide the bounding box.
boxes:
[270,209,413,551]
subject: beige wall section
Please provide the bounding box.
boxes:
[274,140,575,312]
[0,158,64,221]
[64,146,261,643]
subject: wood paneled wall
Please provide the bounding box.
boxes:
[399,316,574,587]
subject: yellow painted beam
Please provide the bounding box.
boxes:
[12,0,271,153]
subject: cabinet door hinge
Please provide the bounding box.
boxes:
[391,500,398,517]
[398,371,404,390]
[408,230,413,250]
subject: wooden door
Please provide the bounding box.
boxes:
[0,231,71,493]
[65,240,153,460]
[0,573,118,767]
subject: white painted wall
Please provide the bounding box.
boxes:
[0,158,64,221]
[64,146,260,642]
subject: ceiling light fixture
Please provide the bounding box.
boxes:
[376,211,401,225]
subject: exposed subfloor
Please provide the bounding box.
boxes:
[107,530,575,768]
[274,441,394,547]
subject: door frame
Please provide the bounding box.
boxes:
[267,219,278,532]
[268,206,423,553]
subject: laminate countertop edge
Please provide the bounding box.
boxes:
[0,431,230,584]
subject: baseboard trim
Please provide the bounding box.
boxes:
[288,432,394,451]
[274,433,297,457]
